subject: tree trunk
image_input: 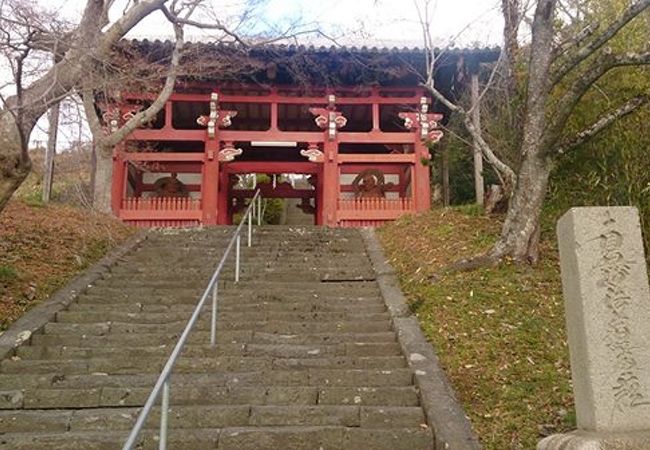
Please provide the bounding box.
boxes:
[488,0,557,264]
[0,112,31,211]
[42,103,60,203]
[491,150,552,263]
[92,145,113,213]
[470,73,485,206]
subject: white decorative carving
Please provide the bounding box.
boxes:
[300,147,324,162]
[219,146,243,162]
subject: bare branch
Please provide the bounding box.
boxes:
[546,50,650,148]
[555,95,649,154]
[87,18,185,152]
[550,0,650,86]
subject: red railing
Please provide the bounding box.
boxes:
[337,197,414,225]
[121,197,202,211]
[119,197,203,226]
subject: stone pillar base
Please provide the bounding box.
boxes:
[538,430,650,450]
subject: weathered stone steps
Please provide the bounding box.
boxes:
[0,226,433,449]
[15,342,402,360]
[38,319,392,336]
[0,385,420,410]
[30,331,399,347]
[0,405,426,433]
[0,368,415,390]
[54,310,391,324]
[66,301,388,314]
[0,426,433,450]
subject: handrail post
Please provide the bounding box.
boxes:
[247,208,252,247]
[235,234,241,283]
[159,379,170,450]
[210,283,218,347]
[257,196,262,226]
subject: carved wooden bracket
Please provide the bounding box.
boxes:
[196,93,238,138]
[101,109,120,134]
[121,106,143,122]
[309,95,347,140]
[399,97,444,143]
[300,143,324,162]
[219,141,243,162]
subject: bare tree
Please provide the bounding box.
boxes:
[0,0,263,213]
[416,0,650,264]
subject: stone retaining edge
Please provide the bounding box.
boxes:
[0,230,150,360]
[360,227,481,450]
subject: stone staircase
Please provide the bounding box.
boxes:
[0,226,433,449]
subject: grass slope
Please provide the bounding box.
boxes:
[0,200,136,331]
[378,208,575,450]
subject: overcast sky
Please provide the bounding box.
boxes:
[27,0,504,147]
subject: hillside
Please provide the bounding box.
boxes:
[378,209,574,450]
[0,200,135,331]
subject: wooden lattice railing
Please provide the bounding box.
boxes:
[119,197,203,227]
[121,197,201,211]
[337,198,414,225]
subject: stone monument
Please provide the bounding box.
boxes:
[539,207,650,449]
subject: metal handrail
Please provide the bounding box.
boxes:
[123,191,263,450]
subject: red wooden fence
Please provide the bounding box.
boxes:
[337,198,414,226]
[121,197,202,211]
[119,197,202,227]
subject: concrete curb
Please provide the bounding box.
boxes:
[0,230,150,360]
[361,227,481,450]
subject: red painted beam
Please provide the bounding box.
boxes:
[140,184,202,192]
[129,163,203,173]
[339,164,408,174]
[219,130,324,142]
[223,161,320,174]
[129,129,205,141]
[234,188,315,199]
[338,154,416,164]
[122,152,205,162]
[340,186,402,193]
[338,132,416,145]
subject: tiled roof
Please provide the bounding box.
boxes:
[124,38,500,59]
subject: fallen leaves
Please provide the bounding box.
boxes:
[0,200,135,330]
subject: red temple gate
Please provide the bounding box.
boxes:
[109,85,445,228]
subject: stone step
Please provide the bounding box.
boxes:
[55,310,390,324]
[73,292,385,306]
[0,405,251,432]
[40,319,393,336]
[0,368,414,391]
[0,383,419,410]
[1,356,407,375]
[16,342,402,360]
[215,426,433,450]
[0,426,433,450]
[30,331,398,347]
[66,301,388,314]
[87,277,379,295]
[103,268,375,282]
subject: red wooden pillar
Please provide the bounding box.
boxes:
[413,139,431,211]
[111,144,126,214]
[202,138,220,225]
[217,169,229,224]
[315,169,324,226]
[322,140,339,227]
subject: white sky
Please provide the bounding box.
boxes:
[24,0,504,148]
